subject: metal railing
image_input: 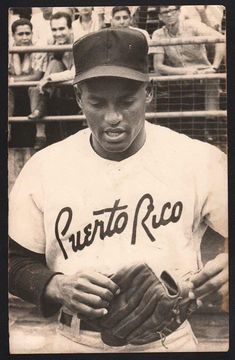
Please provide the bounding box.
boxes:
[8,34,227,127]
[8,35,226,53]
[8,110,227,123]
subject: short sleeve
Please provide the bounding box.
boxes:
[9,155,46,254]
[201,146,228,238]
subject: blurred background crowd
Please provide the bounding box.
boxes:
[8,6,226,152]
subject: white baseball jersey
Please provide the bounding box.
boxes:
[9,121,227,280]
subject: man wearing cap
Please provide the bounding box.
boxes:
[9,28,228,353]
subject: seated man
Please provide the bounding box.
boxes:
[37,6,103,91]
[152,5,225,143]
[28,11,79,147]
[111,6,151,44]
[8,18,47,147]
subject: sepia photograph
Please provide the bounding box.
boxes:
[7,4,228,354]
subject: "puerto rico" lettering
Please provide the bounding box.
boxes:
[55,193,183,260]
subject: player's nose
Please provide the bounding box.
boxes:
[104,110,123,124]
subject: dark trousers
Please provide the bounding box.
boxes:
[8,87,36,148]
[28,59,84,145]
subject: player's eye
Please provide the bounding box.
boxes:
[89,100,104,107]
[121,98,135,106]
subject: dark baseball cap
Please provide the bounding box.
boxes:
[73,28,149,85]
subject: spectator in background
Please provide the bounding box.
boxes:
[180,5,225,31]
[38,7,106,99]
[9,8,32,47]
[27,11,78,148]
[152,5,225,130]
[111,6,151,44]
[180,5,225,66]
[9,19,47,84]
[72,7,104,42]
[103,6,139,28]
[53,7,76,21]
[8,18,47,148]
[152,6,224,78]
[31,7,54,45]
[37,5,150,111]
[28,11,74,120]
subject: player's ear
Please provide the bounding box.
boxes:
[145,80,153,104]
[74,84,83,108]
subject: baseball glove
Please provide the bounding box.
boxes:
[85,263,198,346]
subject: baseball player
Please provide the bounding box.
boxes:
[9,28,228,353]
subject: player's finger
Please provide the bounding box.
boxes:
[76,280,116,302]
[88,271,120,295]
[193,270,228,299]
[75,303,108,319]
[73,290,110,309]
[191,257,227,288]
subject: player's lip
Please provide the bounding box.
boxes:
[104,128,126,141]
[104,127,126,134]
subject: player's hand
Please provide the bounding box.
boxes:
[190,253,228,311]
[45,270,120,319]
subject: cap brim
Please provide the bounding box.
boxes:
[73,65,149,85]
